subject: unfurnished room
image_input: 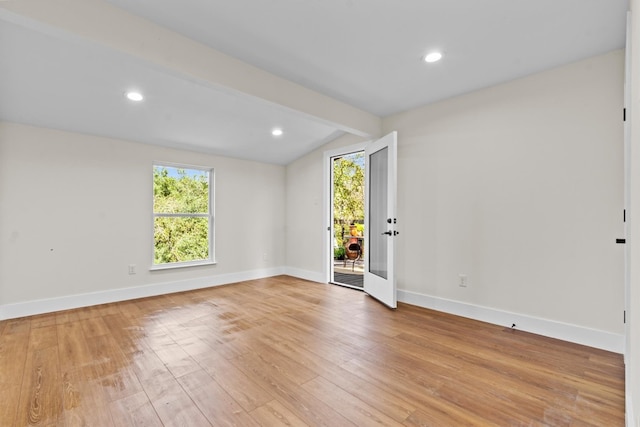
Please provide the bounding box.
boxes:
[1,1,639,425]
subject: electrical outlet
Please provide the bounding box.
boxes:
[128,264,136,275]
[459,274,467,287]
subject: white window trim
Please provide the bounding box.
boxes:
[149,259,217,271]
[151,161,215,270]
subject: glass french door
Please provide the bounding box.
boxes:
[364,132,397,308]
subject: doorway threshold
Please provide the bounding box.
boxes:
[331,272,363,289]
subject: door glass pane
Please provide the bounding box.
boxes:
[369,146,388,279]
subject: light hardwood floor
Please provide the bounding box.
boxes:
[0,275,624,426]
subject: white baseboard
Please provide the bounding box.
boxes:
[0,267,286,321]
[398,289,624,354]
[1,272,624,355]
[283,267,326,284]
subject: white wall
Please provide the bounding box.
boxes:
[285,133,368,281]
[383,50,624,336]
[0,122,285,314]
[286,50,625,351]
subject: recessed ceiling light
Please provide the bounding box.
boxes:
[424,52,443,63]
[125,91,144,101]
[272,128,283,136]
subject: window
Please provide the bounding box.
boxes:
[152,163,214,268]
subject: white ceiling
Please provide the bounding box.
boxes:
[106,0,630,117]
[0,17,344,165]
[0,0,629,164]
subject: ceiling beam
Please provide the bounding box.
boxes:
[0,0,381,138]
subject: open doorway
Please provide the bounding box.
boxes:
[330,151,365,288]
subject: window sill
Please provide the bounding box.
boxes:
[149,260,217,271]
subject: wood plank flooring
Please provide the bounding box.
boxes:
[0,275,625,426]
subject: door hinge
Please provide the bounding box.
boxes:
[624,108,626,122]
[624,209,626,223]
[624,310,626,324]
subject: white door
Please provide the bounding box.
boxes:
[623,12,631,364]
[364,132,397,308]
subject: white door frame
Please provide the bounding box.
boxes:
[623,9,631,403]
[625,12,632,360]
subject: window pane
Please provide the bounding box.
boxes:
[153,166,209,214]
[369,146,388,279]
[154,217,209,264]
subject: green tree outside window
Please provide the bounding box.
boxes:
[153,165,212,265]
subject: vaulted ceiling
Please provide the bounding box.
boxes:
[0,0,629,164]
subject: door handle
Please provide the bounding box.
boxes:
[381,231,392,235]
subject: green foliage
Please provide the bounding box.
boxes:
[333,153,364,247]
[153,166,210,264]
[154,217,209,264]
[154,166,209,213]
[334,246,346,260]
